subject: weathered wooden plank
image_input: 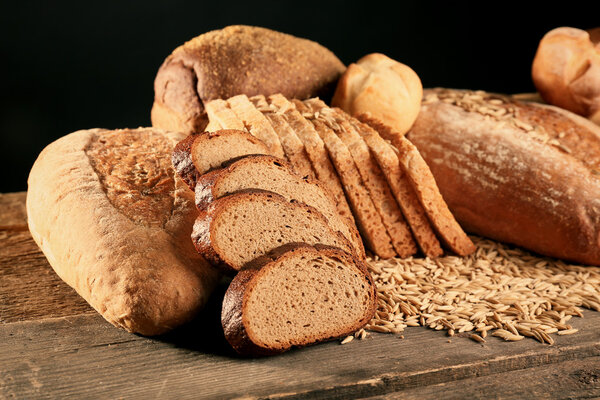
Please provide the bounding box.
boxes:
[0,229,93,323]
[0,192,27,230]
[1,310,599,399]
[365,358,600,400]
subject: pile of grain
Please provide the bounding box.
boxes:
[348,236,600,345]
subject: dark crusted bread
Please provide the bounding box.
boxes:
[408,88,600,265]
[222,244,377,356]
[27,128,220,335]
[172,129,270,189]
[195,154,365,259]
[152,25,345,134]
[191,191,356,273]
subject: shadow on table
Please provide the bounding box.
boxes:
[152,278,238,358]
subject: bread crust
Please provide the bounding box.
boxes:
[26,128,219,335]
[151,25,345,134]
[408,88,600,265]
[191,190,357,272]
[222,244,377,356]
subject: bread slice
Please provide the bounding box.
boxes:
[191,191,356,272]
[172,129,269,189]
[222,244,377,356]
[204,99,246,131]
[267,94,354,223]
[305,100,417,258]
[249,95,316,180]
[295,104,396,258]
[346,115,443,258]
[374,118,476,256]
[195,155,365,259]
[226,94,286,158]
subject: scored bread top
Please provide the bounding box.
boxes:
[152,25,345,134]
[191,190,356,272]
[222,244,377,356]
[194,154,365,259]
[27,128,219,335]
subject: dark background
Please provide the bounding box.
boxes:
[1,1,597,192]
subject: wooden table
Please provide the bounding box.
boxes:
[2,191,600,399]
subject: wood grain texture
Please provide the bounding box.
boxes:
[3,191,600,399]
[0,192,27,230]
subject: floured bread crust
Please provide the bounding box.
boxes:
[27,128,219,335]
[408,89,600,265]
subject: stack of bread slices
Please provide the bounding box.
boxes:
[198,93,475,259]
[173,128,377,355]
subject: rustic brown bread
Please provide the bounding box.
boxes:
[152,25,345,134]
[294,102,396,258]
[408,88,600,264]
[27,128,220,336]
[352,115,443,258]
[226,95,286,158]
[191,191,356,272]
[194,155,365,259]
[250,95,316,179]
[172,129,270,189]
[222,244,377,356]
[268,94,354,222]
[303,99,417,258]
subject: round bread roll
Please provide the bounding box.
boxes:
[331,53,423,137]
[532,27,600,124]
[151,25,345,134]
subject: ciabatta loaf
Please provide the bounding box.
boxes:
[222,244,377,356]
[27,128,219,335]
[408,88,600,265]
[191,191,356,272]
[195,155,365,259]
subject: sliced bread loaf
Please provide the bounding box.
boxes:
[191,191,356,272]
[304,99,417,258]
[222,244,377,356]
[195,155,365,259]
[172,129,270,189]
[296,104,396,258]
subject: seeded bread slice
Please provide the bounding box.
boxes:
[268,94,354,223]
[226,94,286,158]
[222,244,377,356]
[296,105,396,258]
[191,191,356,272]
[370,118,476,256]
[172,129,270,190]
[204,99,246,131]
[195,155,365,259]
[249,95,316,179]
[305,100,417,258]
[345,115,443,258]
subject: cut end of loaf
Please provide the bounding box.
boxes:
[223,245,376,355]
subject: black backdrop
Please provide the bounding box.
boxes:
[1,1,597,192]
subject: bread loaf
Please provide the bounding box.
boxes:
[408,88,600,266]
[222,244,377,356]
[27,128,219,335]
[532,27,600,124]
[152,25,345,134]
